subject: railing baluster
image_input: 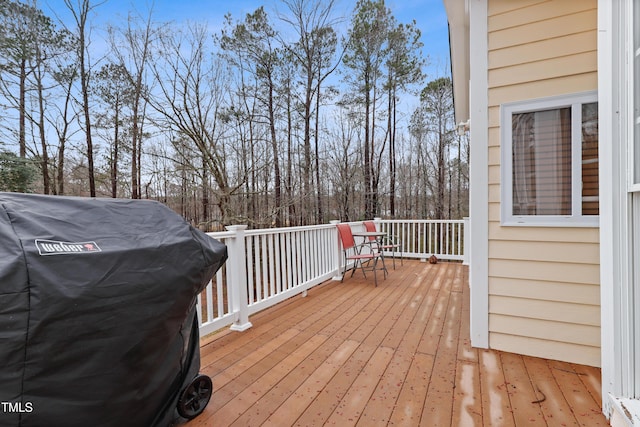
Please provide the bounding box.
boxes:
[269,233,277,295]
[260,236,268,298]
[253,235,261,302]
[247,237,255,305]
[211,273,219,318]
[425,222,430,255]
[285,232,292,291]
[446,222,450,256]
[295,230,302,287]
[304,231,310,283]
[311,230,318,279]
[196,293,202,326]
[206,278,213,320]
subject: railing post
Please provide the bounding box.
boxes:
[463,217,470,266]
[226,225,252,332]
[330,220,343,281]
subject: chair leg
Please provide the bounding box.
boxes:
[359,259,369,278]
[377,251,388,278]
[341,253,350,282]
[350,258,368,279]
[372,257,378,286]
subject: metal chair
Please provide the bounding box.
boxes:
[363,221,403,269]
[336,223,383,286]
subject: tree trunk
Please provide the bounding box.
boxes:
[388,82,396,217]
[19,58,26,158]
[437,116,445,219]
[314,73,323,223]
[37,68,49,194]
[268,79,282,227]
[77,1,95,197]
[364,69,372,219]
[81,65,95,197]
[111,100,119,198]
[202,155,209,228]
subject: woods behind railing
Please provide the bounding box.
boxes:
[196,219,468,337]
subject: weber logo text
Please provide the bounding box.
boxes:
[35,239,101,256]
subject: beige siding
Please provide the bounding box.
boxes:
[490,260,599,285]
[488,74,598,106]
[489,240,600,265]
[490,315,600,347]
[490,277,599,305]
[486,0,600,366]
[488,0,592,21]
[489,333,600,367]
[488,9,597,50]
[489,221,600,243]
[489,51,596,87]
[489,32,597,69]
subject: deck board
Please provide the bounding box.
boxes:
[501,351,546,425]
[479,350,515,427]
[184,261,608,426]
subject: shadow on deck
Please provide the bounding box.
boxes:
[185,260,607,426]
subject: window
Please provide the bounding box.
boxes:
[501,91,598,226]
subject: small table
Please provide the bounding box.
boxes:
[352,231,387,249]
[352,231,388,276]
[352,231,386,242]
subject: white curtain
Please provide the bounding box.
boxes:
[512,109,571,215]
[534,109,566,215]
[512,113,534,215]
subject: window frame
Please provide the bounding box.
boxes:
[500,91,599,227]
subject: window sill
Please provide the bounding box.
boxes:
[501,216,600,228]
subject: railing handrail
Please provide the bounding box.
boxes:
[206,230,236,239]
[196,218,467,337]
[243,223,336,237]
[381,219,465,223]
[207,224,336,240]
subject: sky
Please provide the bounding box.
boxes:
[41,0,452,81]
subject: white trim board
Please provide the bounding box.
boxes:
[598,0,635,420]
[468,0,489,349]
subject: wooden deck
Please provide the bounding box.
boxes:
[186,261,608,426]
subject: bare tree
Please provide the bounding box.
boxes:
[385,19,424,216]
[221,8,284,226]
[410,77,456,218]
[343,0,393,219]
[326,107,361,221]
[0,0,460,227]
[64,0,102,197]
[150,23,236,224]
[279,0,341,223]
[92,62,134,198]
[109,8,158,199]
[49,63,78,195]
[0,0,43,158]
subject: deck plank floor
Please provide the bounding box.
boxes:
[185,261,608,426]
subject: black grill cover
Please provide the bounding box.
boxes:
[0,193,227,427]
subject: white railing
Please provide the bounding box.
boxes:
[196,219,466,336]
[377,219,466,261]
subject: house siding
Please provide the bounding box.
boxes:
[487,0,600,366]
